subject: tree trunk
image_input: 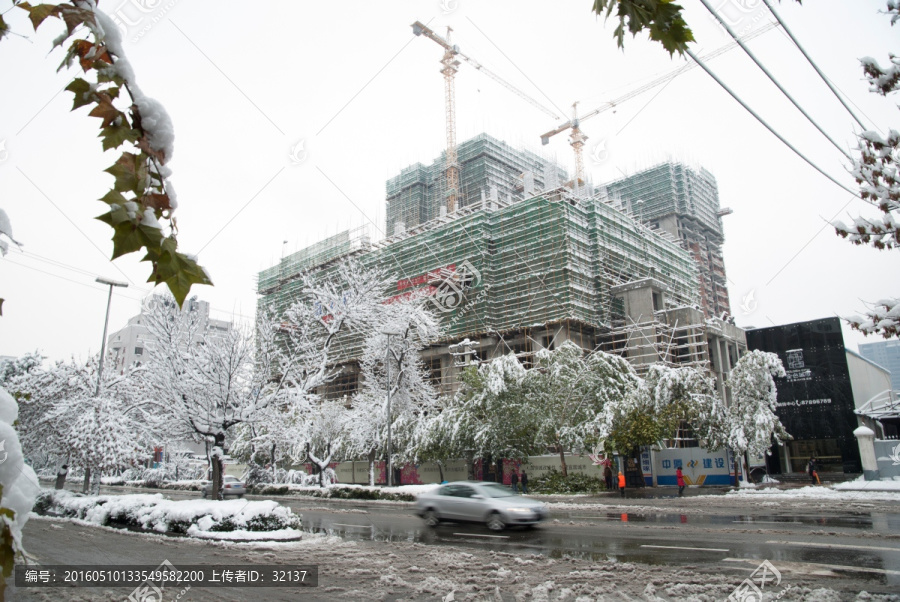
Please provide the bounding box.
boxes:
[270,443,276,469]
[90,467,101,495]
[465,450,475,481]
[437,460,445,483]
[558,446,568,477]
[83,466,91,494]
[211,453,224,501]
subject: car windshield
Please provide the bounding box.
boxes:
[479,483,516,498]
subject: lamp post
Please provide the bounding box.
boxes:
[94,276,128,396]
[382,327,403,487]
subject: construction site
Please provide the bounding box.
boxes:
[258,21,746,403]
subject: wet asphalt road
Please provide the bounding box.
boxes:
[102,485,900,586]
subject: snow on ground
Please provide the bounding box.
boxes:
[721,485,900,502]
[833,475,900,492]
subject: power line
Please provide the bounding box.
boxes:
[760,0,869,131]
[701,0,851,161]
[685,48,860,200]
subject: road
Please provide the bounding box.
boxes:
[12,486,900,600]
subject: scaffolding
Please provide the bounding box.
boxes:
[602,162,731,318]
[258,188,701,390]
[385,134,568,236]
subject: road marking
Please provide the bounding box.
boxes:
[723,558,900,577]
[452,533,509,539]
[766,540,900,553]
[732,520,797,525]
[332,523,371,529]
[641,545,729,552]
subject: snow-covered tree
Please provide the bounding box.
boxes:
[13,357,148,494]
[350,300,440,485]
[144,259,390,497]
[718,350,791,480]
[526,342,640,476]
[595,363,717,472]
[418,354,536,479]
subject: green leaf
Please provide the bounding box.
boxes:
[19,3,62,31]
[99,189,127,205]
[146,240,212,307]
[99,124,139,151]
[104,152,147,195]
[0,13,9,43]
[65,78,94,110]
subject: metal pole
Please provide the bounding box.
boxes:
[94,277,128,396]
[386,333,393,488]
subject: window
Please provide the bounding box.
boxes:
[425,357,442,388]
[134,347,143,356]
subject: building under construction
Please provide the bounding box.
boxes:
[385,134,568,236]
[259,139,746,402]
[603,163,731,319]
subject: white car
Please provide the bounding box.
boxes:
[415,481,548,531]
[201,475,246,498]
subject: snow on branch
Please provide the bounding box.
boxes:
[845,297,900,338]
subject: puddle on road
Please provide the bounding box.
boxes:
[555,512,894,530]
[298,515,899,584]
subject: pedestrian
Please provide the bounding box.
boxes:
[807,457,819,485]
[521,471,528,494]
[55,464,68,490]
[510,471,519,493]
[618,471,626,497]
[676,466,685,497]
[604,465,613,491]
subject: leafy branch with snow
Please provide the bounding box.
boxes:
[2,1,211,306]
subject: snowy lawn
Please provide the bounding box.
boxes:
[32,490,302,540]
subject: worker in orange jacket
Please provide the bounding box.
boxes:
[618,471,626,497]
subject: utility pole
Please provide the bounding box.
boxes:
[94,276,128,396]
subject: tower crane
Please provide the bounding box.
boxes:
[540,22,778,186]
[412,21,560,213]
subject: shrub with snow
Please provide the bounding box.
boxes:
[33,490,302,537]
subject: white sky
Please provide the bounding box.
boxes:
[0,0,897,363]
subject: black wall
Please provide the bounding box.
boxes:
[745,317,861,473]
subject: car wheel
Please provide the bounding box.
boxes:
[238,494,244,499]
[486,512,505,532]
[423,509,441,527]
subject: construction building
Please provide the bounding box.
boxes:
[259,140,746,403]
[385,134,569,236]
[602,163,731,319]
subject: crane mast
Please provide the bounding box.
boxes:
[441,30,460,213]
[412,20,559,214]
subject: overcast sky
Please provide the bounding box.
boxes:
[1,0,897,363]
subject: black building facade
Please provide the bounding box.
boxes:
[746,317,861,474]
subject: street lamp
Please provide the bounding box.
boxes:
[95,276,128,396]
[382,327,403,487]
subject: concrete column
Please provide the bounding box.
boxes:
[854,426,881,481]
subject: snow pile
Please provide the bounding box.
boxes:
[833,475,900,492]
[33,490,302,539]
[0,386,41,561]
[723,485,900,502]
